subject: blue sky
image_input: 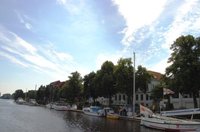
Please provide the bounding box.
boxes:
[0,0,200,94]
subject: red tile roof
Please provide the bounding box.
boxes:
[148,71,163,81]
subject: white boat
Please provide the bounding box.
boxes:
[82,106,104,117]
[161,108,200,116]
[140,105,200,131]
[46,103,53,109]
[16,97,26,104]
[52,103,71,111]
[141,114,200,131]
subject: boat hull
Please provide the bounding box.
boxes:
[82,106,104,117]
[53,105,70,111]
[107,114,119,120]
[141,116,200,132]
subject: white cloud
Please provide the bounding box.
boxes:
[0,27,89,80]
[96,52,124,69]
[57,0,66,5]
[147,57,170,74]
[15,10,33,30]
[162,0,200,50]
[56,0,84,15]
[0,51,28,67]
[112,0,167,46]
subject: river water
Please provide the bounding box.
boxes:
[0,99,161,132]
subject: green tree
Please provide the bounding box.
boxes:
[83,72,97,101]
[151,84,163,102]
[114,58,133,104]
[100,61,115,105]
[27,90,36,99]
[136,65,152,92]
[36,85,46,104]
[166,35,200,108]
[13,89,25,101]
[65,71,83,103]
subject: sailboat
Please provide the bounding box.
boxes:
[140,105,200,131]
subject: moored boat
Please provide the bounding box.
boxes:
[107,113,119,120]
[140,105,200,131]
[52,102,70,111]
[104,107,119,120]
[141,114,200,131]
[16,97,26,104]
[82,106,104,117]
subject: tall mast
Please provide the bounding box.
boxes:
[133,52,136,116]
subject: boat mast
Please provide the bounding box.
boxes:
[133,52,136,116]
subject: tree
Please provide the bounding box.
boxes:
[166,35,200,108]
[83,72,97,101]
[36,85,46,104]
[65,71,83,103]
[114,58,133,104]
[136,65,152,93]
[100,61,116,105]
[13,89,25,101]
[27,90,36,99]
[151,84,163,102]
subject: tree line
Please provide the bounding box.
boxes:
[13,58,152,107]
[13,35,200,108]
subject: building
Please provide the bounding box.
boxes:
[163,93,200,109]
[96,71,162,107]
[95,70,199,110]
[1,93,12,99]
[50,80,65,88]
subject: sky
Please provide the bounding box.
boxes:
[0,0,200,95]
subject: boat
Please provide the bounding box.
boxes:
[16,97,26,104]
[107,113,119,120]
[161,108,200,117]
[82,106,104,117]
[46,102,53,109]
[104,107,119,120]
[28,99,38,106]
[140,105,200,131]
[52,102,71,111]
[141,114,200,131]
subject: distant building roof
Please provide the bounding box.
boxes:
[50,80,65,88]
[148,71,163,81]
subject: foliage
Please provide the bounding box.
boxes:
[135,65,152,93]
[26,90,36,99]
[98,61,115,105]
[64,71,83,103]
[13,89,25,101]
[150,84,163,102]
[83,72,97,100]
[114,58,133,104]
[166,35,200,108]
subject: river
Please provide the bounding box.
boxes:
[0,99,161,132]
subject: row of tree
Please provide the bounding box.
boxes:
[13,35,200,108]
[13,58,152,106]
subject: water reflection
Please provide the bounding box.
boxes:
[0,99,161,132]
[63,111,161,132]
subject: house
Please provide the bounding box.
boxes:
[98,70,163,107]
[50,80,65,89]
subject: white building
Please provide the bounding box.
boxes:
[97,70,199,110]
[166,93,200,109]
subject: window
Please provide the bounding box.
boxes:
[119,95,121,101]
[136,94,138,101]
[123,94,125,100]
[141,94,143,100]
[146,94,149,100]
[115,95,117,100]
